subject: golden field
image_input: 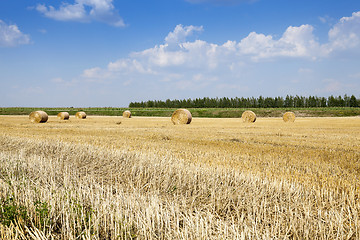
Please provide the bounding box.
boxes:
[0,115,360,239]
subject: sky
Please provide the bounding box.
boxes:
[0,0,360,107]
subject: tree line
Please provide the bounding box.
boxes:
[129,95,360,108]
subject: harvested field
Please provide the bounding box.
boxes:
[0,115,360,239]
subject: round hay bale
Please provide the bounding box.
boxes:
[29,111,48,123]
[75,111,86,119]
[283,111,296,122]
[242,110,256,123]
[57,112,70,120]
[123,110,131,118]
[171,109,192,125]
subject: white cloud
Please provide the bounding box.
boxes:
[51,77,78,87]
[326,11,360,53]
[36,0,125,27]
[238,24,320,60]
[108,59,155,74]
[51,77,65,83]
[36,3,85,21]
[82,67,103,78]
[0,20,30,47]
[136,44,187,67]
[165,24,203,45]
[79,12,360,93]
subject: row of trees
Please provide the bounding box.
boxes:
[129,95,360,108]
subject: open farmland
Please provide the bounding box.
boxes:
[1,107,360,118]
[1,115,360,239]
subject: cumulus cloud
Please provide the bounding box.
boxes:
[0,20,30,47]
[326,11,360,53]
[165,24,203,45]
[82,67,103,78]
[238,24,320,60]
[36,0,125,27]
[108,59,155,74]
[79,12,360,93]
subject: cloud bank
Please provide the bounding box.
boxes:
[65,11,359,102]
[326,11,360,53]
[36,0,125,27]
[82,12,360,81]
[0,20,30,47]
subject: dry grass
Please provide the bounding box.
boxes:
[0,115,360,239]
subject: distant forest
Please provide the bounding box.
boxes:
[129,95,360,108]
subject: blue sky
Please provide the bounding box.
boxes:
[0,0,359,107]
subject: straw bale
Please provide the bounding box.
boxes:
[123,110,131,118]
[242,110,256,123]
[171,109,192,125]
[57,112,70,120]
[283,111,296,122]
[29,111,48,123]
[75,111,86,119]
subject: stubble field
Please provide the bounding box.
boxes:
[0,115,360,239]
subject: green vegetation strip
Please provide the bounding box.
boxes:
[1,107,360,117]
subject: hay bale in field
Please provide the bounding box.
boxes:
[283,111,296,122]
[123,110,131,118]
[29,111,48,123]
[57,112,70,120]
[75,111,86,119]
[242,110,256,123]
[171,109,192,125]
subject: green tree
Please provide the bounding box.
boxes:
[349,95,359,107]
